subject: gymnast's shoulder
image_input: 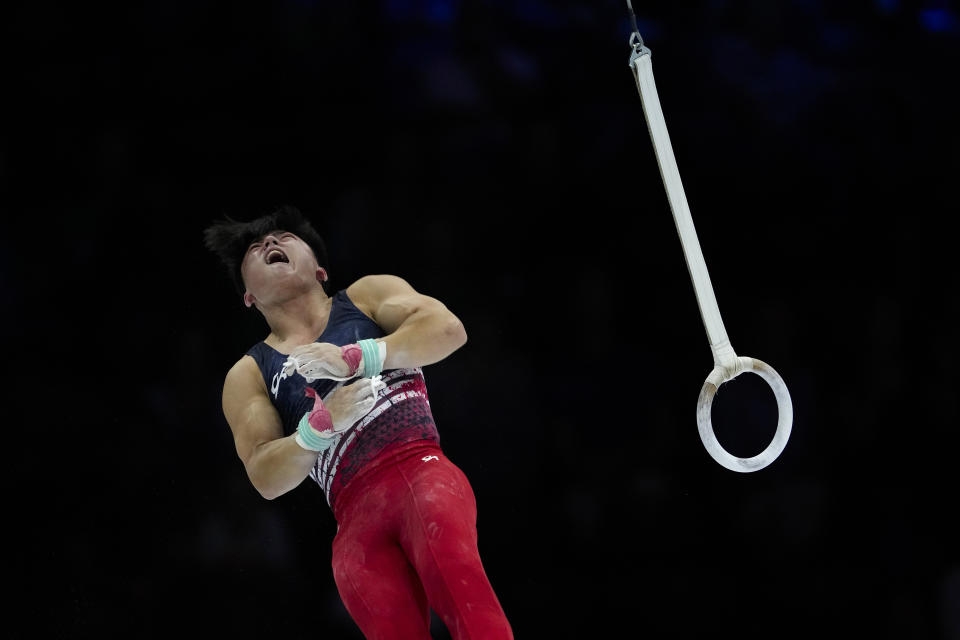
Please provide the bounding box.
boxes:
[345,274,460,334]
[345,274,418,314]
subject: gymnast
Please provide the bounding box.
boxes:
[204,205,513,639]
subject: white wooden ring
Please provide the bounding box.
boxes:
[696,357,793,472]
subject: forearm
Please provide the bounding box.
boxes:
[380,308,467,370]
[245,434,320,500]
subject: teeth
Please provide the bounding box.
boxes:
[267,250,287,264]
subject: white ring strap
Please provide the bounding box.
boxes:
[629,47,793,472]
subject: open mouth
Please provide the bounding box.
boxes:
[265,249,289,265]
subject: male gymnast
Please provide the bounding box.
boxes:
[204,206,512,639]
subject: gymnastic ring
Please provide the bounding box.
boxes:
[696,356,793,472]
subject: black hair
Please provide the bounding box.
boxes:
[203,205,330,296]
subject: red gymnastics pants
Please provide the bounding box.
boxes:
[331,440,513,640]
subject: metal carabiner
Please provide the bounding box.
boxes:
[626,1,650,64]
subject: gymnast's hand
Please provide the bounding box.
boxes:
[316,378,386,432]
[295,379,383,451]
[284,342,363,381]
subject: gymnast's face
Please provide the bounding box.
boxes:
[240,230,327,308]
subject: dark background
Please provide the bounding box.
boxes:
[5,1,959,638]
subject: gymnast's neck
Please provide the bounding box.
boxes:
[257,286,333,348]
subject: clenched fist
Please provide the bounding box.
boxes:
[316,377,386,432]
[284,342,363,382]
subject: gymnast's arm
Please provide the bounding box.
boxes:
[221,356,318,500]
[347,274,468,368]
